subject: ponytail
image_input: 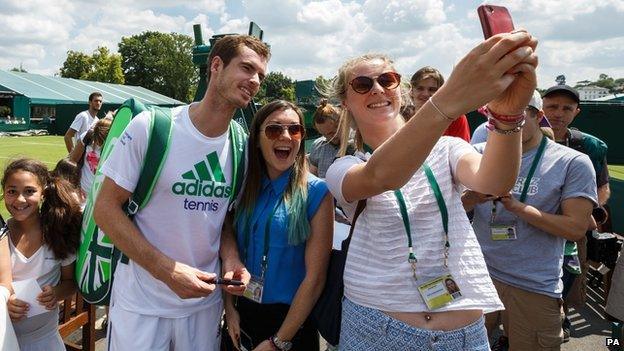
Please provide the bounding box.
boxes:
[41,176,82,259]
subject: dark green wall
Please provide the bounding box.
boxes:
[54,103,120,135]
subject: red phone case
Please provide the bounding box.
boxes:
[478,5,515,39]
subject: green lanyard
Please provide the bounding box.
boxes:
[491,136,548,221]
[242,197,283,279]
[519,136,548,203]
[363,145,449,280]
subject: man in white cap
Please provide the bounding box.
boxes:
[463,90,598,351]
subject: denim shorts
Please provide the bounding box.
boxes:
[339,298,490,351]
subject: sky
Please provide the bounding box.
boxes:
[1,0,623,90]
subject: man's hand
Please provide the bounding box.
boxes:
[499,193,526,214]
[222,259,251,296]
[163,262,217,299]
[37,285,58,310]
[461,190,498,212]
[7,294,28,321]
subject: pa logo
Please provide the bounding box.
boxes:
[606,337,620,346]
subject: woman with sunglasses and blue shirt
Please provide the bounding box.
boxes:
[223,100,334,351]
[324,32,539,350]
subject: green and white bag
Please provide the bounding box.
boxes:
[76,98,247,305]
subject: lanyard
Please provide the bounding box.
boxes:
[519,136,547,203]
[491,135,548,221]
[242,196,283,279]
[363,145,449,280]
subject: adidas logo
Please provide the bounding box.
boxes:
[172,152,232,198]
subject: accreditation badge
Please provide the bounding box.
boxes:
[243,275,264,303]
[490,222,517,241]
[417,273,463,310]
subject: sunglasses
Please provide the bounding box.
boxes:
[263,124,305,140]
[349,72,402,94]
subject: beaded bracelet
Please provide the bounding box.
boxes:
[478,105,525,124]
[486,117,525,135]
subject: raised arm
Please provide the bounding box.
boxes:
[341,32,537,202]
[94,177,216,299]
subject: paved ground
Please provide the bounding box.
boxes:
[72,275,619,351]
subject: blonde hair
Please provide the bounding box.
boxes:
[326,53,406,156]
[312,99,340,125]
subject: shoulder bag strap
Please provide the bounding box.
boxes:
[342,199,367,252]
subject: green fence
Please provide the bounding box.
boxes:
[468,102,624,164]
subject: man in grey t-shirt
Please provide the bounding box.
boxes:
[462,92,597,350]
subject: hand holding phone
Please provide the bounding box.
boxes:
[478,5,515,39]
[214,278,244,286]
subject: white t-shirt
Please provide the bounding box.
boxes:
[101,104,233,317]
[78,130,101,196]
[69,110,98,146]
[4,225,75,343]
[326,137,504,313]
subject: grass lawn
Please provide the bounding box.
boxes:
[0,135,68,219]
[610,164,624,180]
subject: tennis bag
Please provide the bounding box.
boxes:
[76,98,247,305]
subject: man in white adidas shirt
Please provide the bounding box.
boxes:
[64,92,102,152]
[94,35,270,351]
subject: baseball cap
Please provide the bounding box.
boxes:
[543,84,580,104]
[528,90,543,110]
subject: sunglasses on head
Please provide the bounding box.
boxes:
[263,124,305,140]
[349,72,401,94]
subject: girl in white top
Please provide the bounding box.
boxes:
[324,31,538,349]
[2,158,82,351]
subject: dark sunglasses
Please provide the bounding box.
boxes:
[349,72,401,94]
[263,124,305,140]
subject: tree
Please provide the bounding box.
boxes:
[595,73,615,92]
[59,47,124,84]
[86,47,124,84]
[10,64,27,73]
[118,31,196,102]
[255,71,295,104]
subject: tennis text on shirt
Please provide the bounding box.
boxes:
[171,151,232,212]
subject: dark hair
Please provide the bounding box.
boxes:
[237,100,310,245]
[206,35,270,82]
[51,158,80,190]
[410,66,444,88]
[2,158,81,259]
[88,92,102,102]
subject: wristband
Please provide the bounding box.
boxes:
[486,117,524,135]
[478,105,525,124]
[428,97,455,121]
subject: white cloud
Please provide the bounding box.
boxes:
[362,0,446,32]
[0,0,621,92]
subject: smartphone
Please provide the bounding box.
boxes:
[214,278,244,286]
[477,5,515,39]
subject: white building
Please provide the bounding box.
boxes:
[577,86,610,100]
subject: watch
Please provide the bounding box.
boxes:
[270,335,292,351]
